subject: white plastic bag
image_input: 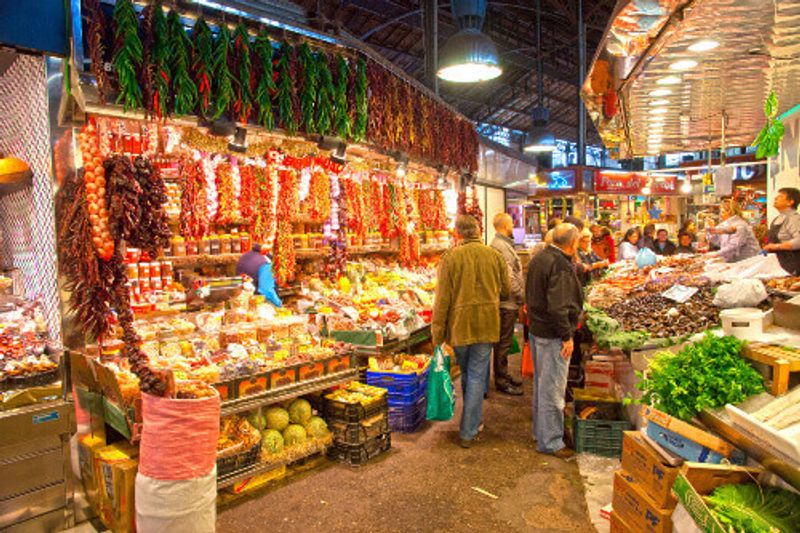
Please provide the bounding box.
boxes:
[713,279,768,309]
[135,466,217,533]
[636,247,657,269]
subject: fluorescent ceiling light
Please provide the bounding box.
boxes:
[649,88,672,97]
[650,107,668,115]
[657,76,682,85]
[670,60,698,71]
[688,40,719,52]
[650,99,670,106]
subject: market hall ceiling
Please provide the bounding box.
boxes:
[581,0,800,159]
[292,0,619,146]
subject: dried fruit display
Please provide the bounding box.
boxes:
[130,156,170,257]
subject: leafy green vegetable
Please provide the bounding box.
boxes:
[637,333,764,421]
[706,483,800,533]
[753,91,785,159]
[585,306,649,351]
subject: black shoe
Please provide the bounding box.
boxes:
[459,438,473,448]
[497,384,523,396]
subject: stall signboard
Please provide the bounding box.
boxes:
[533,169,576,191]
[594,171,679,194]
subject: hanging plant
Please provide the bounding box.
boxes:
[192,19,215,118]
[296,43,318,134]
[253,31,276,130]
[334,55,352,140]
[168,11,197,116]
[212,24,236,120]
[753,91,785,159]
[145,4,171,118]
[83,0,110,102]
[315,52,334,136]
[276,43,296,134]
[353,58,368,142]
[232,24,253,123]
[112,0,143,111]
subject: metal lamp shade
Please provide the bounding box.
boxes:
[437,28,502,83]
[524,126,556,152]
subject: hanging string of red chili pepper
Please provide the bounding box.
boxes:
[334,55,352,140]
[83,0,110,102]
[232,24,253,123]
[316,52,334,136]
[353,58,368,143]
[192,19,214,119]
[276,43,296,134]
[296,43,318,134]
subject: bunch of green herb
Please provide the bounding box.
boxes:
[706,483,800,532]
[637,333,764,420]
[753,91,785,159]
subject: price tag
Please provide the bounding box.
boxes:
[661,284,698,303]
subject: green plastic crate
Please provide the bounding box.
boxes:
[573,418,631,457]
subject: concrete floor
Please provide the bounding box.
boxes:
[217,355,598,533]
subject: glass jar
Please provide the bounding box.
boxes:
[171,236,186,257]
[209,235,221,255]
[185,239,198,256]
[240,232,251,253]
[199,236,211,255]
[220,234,232,254]
[160,261,173,279]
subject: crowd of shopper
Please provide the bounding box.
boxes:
[431,187,800,457]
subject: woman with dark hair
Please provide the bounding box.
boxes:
[680,219,698,242]
[764,187,800,275]
[590,224,616,263]
[618,228,641,260]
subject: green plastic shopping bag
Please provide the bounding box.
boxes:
[426,344,455,421]
[509,334,521,355]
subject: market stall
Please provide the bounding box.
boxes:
[50,0,478,528]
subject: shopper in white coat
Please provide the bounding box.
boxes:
[707,199,761,263]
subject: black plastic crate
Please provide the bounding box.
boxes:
[324,394,388,424]
[328,432,391,466]
[573,418,631,457]
[330,414,390,446]
[216,443,260,477]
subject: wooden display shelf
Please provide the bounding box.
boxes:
[164,253,242,268]
[219,368,358,417]
[295,248,327,260]
[743,343,800,396]
[217,439,331,489]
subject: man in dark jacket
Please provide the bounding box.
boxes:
[432,215,510,448]
[526,223,583,459]
[490,213,524,395]
[654,228,677,256]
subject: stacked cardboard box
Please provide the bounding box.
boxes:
[610,431,679,533]
[93,442,139,533]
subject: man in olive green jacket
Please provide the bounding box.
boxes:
[432,215,510,448]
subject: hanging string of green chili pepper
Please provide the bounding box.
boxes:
[353,57,368,142]
[277,43,296,134]
[297,43,318,134]
[212,24,236,120]
[316,52,334,136]
[167,11,197,116]
[232,24,253,123]
[112,0,143,111]
[253,31,276,130]
[192,19,214,118]
[334,55,351,140]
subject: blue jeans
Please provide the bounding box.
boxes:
[454,343,492,441]
[530,335,570,453]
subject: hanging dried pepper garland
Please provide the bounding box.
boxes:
[192,19,215,118]
[83,0,110,102]
[168,11,198,116]
[353,58,368,142]
[112,0,143,111]
[129,156,170,258]
[253,31,276,130]
[215,161,239,224]
[252,163,278,247]
[315,52,334,136]
[232,25,253,123]
[239,164,256,221]
[273,169,298,285]
[334,55,352,140]
[57,165,115,341]
[78,123,113,260]
[296,43,318,134]
[307,169,331,223]
[212,24,235,120]
[276,43,296,134]
[179,159,209,239]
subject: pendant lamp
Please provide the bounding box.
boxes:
[437,0,502,83]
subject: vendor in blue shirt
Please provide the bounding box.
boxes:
[235,243,282,306]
